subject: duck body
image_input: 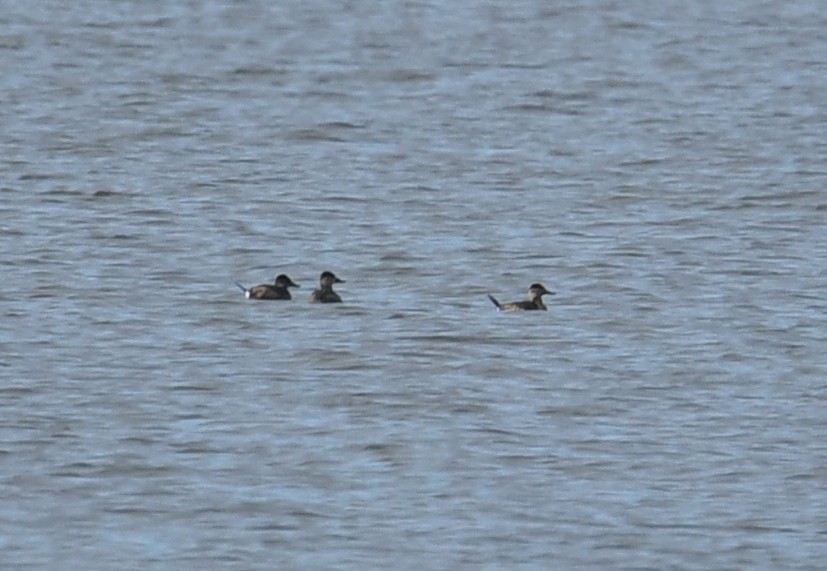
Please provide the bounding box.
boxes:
[236,274,299,300]
[309,271,345,303]
[488,283,553,311]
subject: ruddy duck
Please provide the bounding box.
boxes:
[309,270,345,303]
[488,283,554,311]
[236,274,300,300]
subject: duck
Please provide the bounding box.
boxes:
[235,274,299,300]
[487,283,554,311]
[309,270,345,303]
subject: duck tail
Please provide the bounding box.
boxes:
[487,294,501,309]
[235,281,248,293]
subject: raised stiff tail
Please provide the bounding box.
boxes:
[487,294,501,309]
[235,281,248,293]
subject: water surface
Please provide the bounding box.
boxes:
[2,1,826,569]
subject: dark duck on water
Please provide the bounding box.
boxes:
[236,274,300,300]
[308,270,345,303]
[487,283,554,311]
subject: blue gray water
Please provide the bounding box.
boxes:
[2,1,826,569]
